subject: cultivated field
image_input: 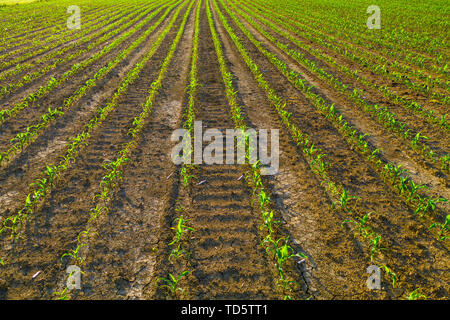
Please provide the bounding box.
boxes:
[0,0,448,300]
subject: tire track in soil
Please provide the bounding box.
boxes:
[225,3,450,211]
[0,3,180,221]
[72,3,196,299]
[151,1,280,299]
[0,4,188,299]
[211,1,382,300]
[217,0,450,299]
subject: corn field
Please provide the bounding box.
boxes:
[0,0,448,300]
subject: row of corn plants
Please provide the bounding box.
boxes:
[226,0,449,173]
[218,0,448,229]
[0,0,187,244]
[179,0,201,189]
[0,1,152,98]
[55,0,193,299]
[236,0,449,131]
[157,0,200,298]
[0,0,176,167]
[208,0,307,299]
[0,0,171,125]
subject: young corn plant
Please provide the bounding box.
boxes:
[429,215,450,241]
[415,197,447,216]
[411,132,428,149]
[381,264,398,289]
[167,212,195,261]
[157,271,190,296]
[264,237,307,283]
[342,212,374,239]
[397,176,409,195]
[180,165,195,188]
[369,235,382,262]
[407,288,427,300]
[385,164,405,185]
[169,214,195,246]
[61,243,86,266]
[337,188,359,212]
[259,189,270,210]
[407,181,427,203]
[440,154,449,171]
[261,210,280,236]
[169,243,190,262]
[53,287,69,300]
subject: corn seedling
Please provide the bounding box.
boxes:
[168,215,195,246]
[369,235,382,261]
[337,188,359,212]
[264,237,307,281]
[261,210,280,235]
[157,271,190,296]
[53,287,69,300]
[411,132,428,149]
[342,212,374,239]
[407,288,427,300]
[415,197,447,216]
[381,264,398,289]
[61,243,86,265]
[429,215,450,241]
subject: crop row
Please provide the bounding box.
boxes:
[157,1,202,297]
[208,0,308,299]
